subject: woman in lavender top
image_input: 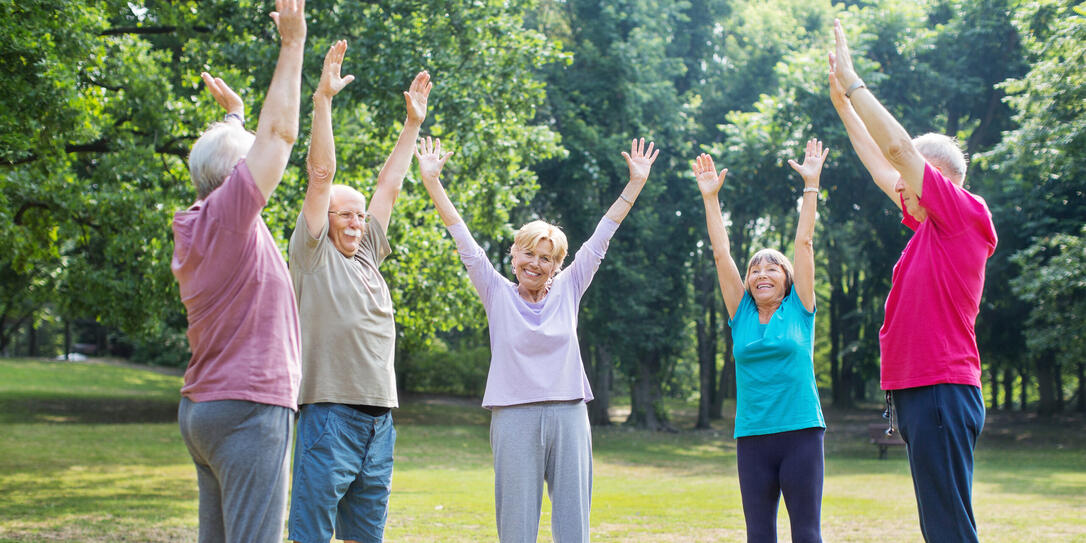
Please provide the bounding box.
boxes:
[415,136,659,543]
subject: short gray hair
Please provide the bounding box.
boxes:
[913,133,967,185]
[188,121,256,199]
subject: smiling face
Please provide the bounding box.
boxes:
[512,238,558,293]
[745,249,793,309]
[328,185,368,258]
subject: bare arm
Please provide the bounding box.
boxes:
[604,138,660,224]
[414,137,461,227]
[831,19,925,197]
[787,139,829,312]
[243,0,307,201]
[693,153,745,319]
[368,71,432,231]
[827,57,900,208]
[302,40,355,237]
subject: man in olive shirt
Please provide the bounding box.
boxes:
[286,40,432,543]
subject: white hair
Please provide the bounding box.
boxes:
[188,122,255,199]
[913,133,967,185]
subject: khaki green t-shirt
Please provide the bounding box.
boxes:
[288,212,397,407]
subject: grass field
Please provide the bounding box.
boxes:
[1,357,1084,542]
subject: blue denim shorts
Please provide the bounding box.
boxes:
[288,403,396,543]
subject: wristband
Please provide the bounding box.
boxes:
[844,80,866,99]
[225,112,244,124]
[803,187,820,194]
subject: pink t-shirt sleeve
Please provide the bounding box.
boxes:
[913,164,997,256]
[202,160,267,233]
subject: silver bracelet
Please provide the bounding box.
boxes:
[618,193,634,204]
[803,187,820,194]
[845,80,866,99]
[225,112,244,124]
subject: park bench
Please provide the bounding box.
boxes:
[867,423,906,459]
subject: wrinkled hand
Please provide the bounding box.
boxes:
[270,0,306,46]
[404,71,432,124]
[414,136,452,183]
[622,137,660,185]
[316,40,354,99]
[788,138,829,187]
[200,72,244,118]
[831,19,860,90]
[692,153,728,197]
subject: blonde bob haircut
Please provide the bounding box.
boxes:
[512,220,569,271]
[188,121,256,200]
[745,248,795,297]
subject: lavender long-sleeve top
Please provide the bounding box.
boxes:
[447,218,619,408]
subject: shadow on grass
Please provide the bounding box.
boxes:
[0,394,179,424]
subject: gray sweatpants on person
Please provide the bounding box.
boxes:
[178,397,293,543]
[490,400,593,543]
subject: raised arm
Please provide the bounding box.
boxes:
[605,138,660,224]
[787,139,828,312]
[414,137,460,227]
[831,19,925,197]
[242,0,307,200]
[693,153,744,319]
[368,71,432,231]
[827,55,899,208]
[302,39,355,237]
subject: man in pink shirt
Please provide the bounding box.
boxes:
[171,2,306,541]
[829,20,997,543]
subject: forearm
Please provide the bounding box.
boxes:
[702,194,744,315]
[421,179,463,227]
[834,101,900,199]
[256,41,305,146]
[793,190,817,310]
[376,118,424,190]
[306,95,336,187]
[846,87,924,192]
[603,180,646,224]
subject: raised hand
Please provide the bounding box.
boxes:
[200,72,244,119]
[692,153,728,197]
[414,136,453,184]
[270,0,306,46]
[827,53,848,110]
[316,40,354,99]
[622,137,660,185]
[831,19,860,90]
[404,71,432,124]
[788,138,830,187]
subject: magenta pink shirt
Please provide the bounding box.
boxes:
[879,163,997,390]
[171,160,301,410]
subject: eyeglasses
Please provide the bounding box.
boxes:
[329,210,367,222]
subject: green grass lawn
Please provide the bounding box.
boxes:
[1,357,1084,542]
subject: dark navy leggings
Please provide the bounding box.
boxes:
[736,427,825,543]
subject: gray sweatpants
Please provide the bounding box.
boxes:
[490,401,593,543]
[178,397,293,543]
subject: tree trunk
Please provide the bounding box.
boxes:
[1077,362,1085,413]
[1020,368,1029,411]
[695,264,717,430]
[64,319,72,361]
[627,351,669,431]
[585,343,613,426]
[713,326,735,419]
[1036,352,1057,416]
[28,319,38,357]
[1002,367,1015,410]
[1055,365,1064,412]
[989,366,999,409]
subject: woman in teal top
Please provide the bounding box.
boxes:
[693,138,828,543]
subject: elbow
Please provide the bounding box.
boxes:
[307,164,334,186]
[268,120,299,147]
[885,136,917,168]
